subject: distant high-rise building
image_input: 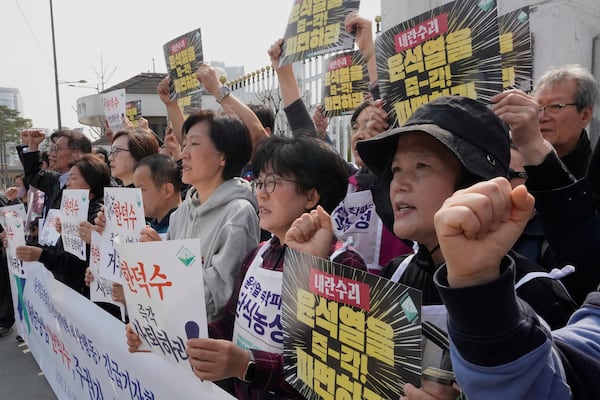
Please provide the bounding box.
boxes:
[0,88,24,169]
[0,87,23,114]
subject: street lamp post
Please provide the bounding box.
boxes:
[68,84,99,92]
[49,0,61,131]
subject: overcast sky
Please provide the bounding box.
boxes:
[1,0,381,131]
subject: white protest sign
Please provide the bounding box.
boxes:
[98,187,145,283]
[101,88,126,131]
[60,189,89,260]
[5,213,26,277]
[116,238,208,383]
[0,203,27,231]
[89,230,121,309]
[38,209,61,246]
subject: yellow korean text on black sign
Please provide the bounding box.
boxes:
[322,50,369,117]
[163,29,204,116]
[280,0,359,66]
[282,248,422,399]
[375,0,503,127]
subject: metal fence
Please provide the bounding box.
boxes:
[228,58,355,165]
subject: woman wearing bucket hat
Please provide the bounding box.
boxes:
[357,96,577,397]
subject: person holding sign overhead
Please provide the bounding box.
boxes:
[127,135,366,399]
[268,12,413,275]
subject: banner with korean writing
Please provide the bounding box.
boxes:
[375,0,503,126]
[280,0,359,66]
[125,100,142,128]
[98,187,145,283]
[18,260,234,400]
[115,238,209,383]
[5,214,26,277]
[38,209,61,247]
[282,248,422,398]
[60,189,89,261]
[0,203,27,231]
[322,50,368,116]
[163,28,203,116]
[499,7,533,92]
[101,89,127,131]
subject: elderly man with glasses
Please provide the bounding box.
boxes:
[491,64,600,306]
[533,64,597,178]
[19,128,92,221]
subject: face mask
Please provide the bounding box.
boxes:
[17,187,26,199]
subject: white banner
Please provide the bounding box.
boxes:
[18,261,234,400]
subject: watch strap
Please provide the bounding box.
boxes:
[216,85,231,104]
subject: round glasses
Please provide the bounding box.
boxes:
[252,174,298,194]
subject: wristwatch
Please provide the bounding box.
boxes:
[240,351,256,383]
[215,85,231,104]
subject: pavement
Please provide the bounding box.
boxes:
[0,327,57,400]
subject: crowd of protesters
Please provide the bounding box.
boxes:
[1,10,599,400]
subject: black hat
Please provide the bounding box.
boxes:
[357,96,510,182]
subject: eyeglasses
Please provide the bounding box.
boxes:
[538,103,578,115]
[48,145,72,153]
[109,147,130,157]
[508,169,528,180]
[252,174,298,194]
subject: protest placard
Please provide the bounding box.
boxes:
[282,248,422,398]
[4,213,26,277]
[101,89,127,131]
[38,209,61,247]
[116,238,208,383]
[375,0,503,126]
[126,100,142,127]
[98,187,145,283]
[322,50,369,116]
[280,0,359,66]
[163,28,203,116]
[60,189,89,261]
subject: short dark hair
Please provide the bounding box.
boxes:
[135,154,182,194]
[248,103,275,132]
[69,154,111,199]
[112,128,160,164]
[350,99,375,123]
[252,136,349,213]
[92,146,109,162]
[50,130,92,153]
[182,110,252,180]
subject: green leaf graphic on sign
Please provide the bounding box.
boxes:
[478,0,494,12]
[400,293,419,323]
[176,246,196,267]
